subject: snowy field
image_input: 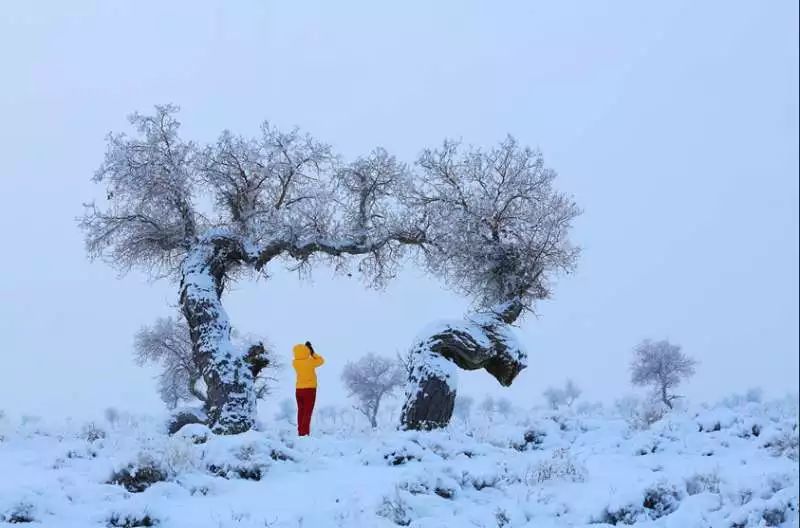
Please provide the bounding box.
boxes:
[1,395,797,528]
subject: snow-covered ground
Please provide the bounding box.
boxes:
[1,395,797,527]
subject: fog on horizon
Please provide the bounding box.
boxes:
[0,1,797,422]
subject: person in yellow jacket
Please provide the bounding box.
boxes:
[292,341,325,436]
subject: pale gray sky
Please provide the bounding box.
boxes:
[1,1,797,421]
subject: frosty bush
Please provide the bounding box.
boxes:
[764,429,799,461]
[685,469,721,495]
[81,422,106,443]
[107,511,158,527]
[525,448,586,485]
[1,501,36,523]
[526,447,587,484]
[109,460,167,493]
[641,482,683,519]
[377,490,413,526]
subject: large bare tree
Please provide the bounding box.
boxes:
[134,316,275,409]
[400,138,581,430]
[81,105,424,434]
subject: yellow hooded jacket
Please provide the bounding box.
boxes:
[292,344,325,389]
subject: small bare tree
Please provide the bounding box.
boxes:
[453,395,474,425]
[563,379,582,407]
[630,339,696,409]
[496,397,513,419]
[341,353,405,428]
[479,396,496,421]
[542,379,581,410]
[543,386,566,410]
[134,316,274,409]
[275,397,296,426]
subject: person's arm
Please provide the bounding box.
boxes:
[305,341,324,366]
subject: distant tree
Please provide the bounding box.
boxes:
[496,397,513,419]
[317,405,339,426]
[630,339,696,409]
[543,386,566,410]
[104,407,120,427]
[453,395,474,425]
[542,379,581,410]
[563,379,582,407]
[275,398,296,426]
[341,353,405,428]
[134,316,274,409]
[479,396,496,420]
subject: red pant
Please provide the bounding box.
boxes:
[296,388,317,436]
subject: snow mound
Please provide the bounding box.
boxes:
[0,396,797,527]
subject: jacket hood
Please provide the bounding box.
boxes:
[293,343,311,360]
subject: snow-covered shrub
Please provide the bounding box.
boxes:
[618,397,669,431]
[377,490,413,526]
[512,428,546,451]
[594,482,684,525]
[81,422,106,442]
[1,501,36,523]
[173,423,210,445]
[109,458,168,493]
[202,433,294,481]
[526,447,587,484]
[764,428,799,461]
[398,472,459,500]
[641,482,683,519]
[106,511,158,527]
[381,442,426,466]
[161,437,199,474]
[728,485,799,527]
[166,406,205,435]
[685,469,721,495]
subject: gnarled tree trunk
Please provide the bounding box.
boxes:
[400,300,527,430]
[180,241,255,435]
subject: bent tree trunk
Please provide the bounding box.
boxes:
[180,242,255,435]
[400,301,527,430]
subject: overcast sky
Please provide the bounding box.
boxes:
[1,1,797,422]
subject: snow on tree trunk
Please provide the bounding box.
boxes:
[400,301,527,430]
[179,242,255,435]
